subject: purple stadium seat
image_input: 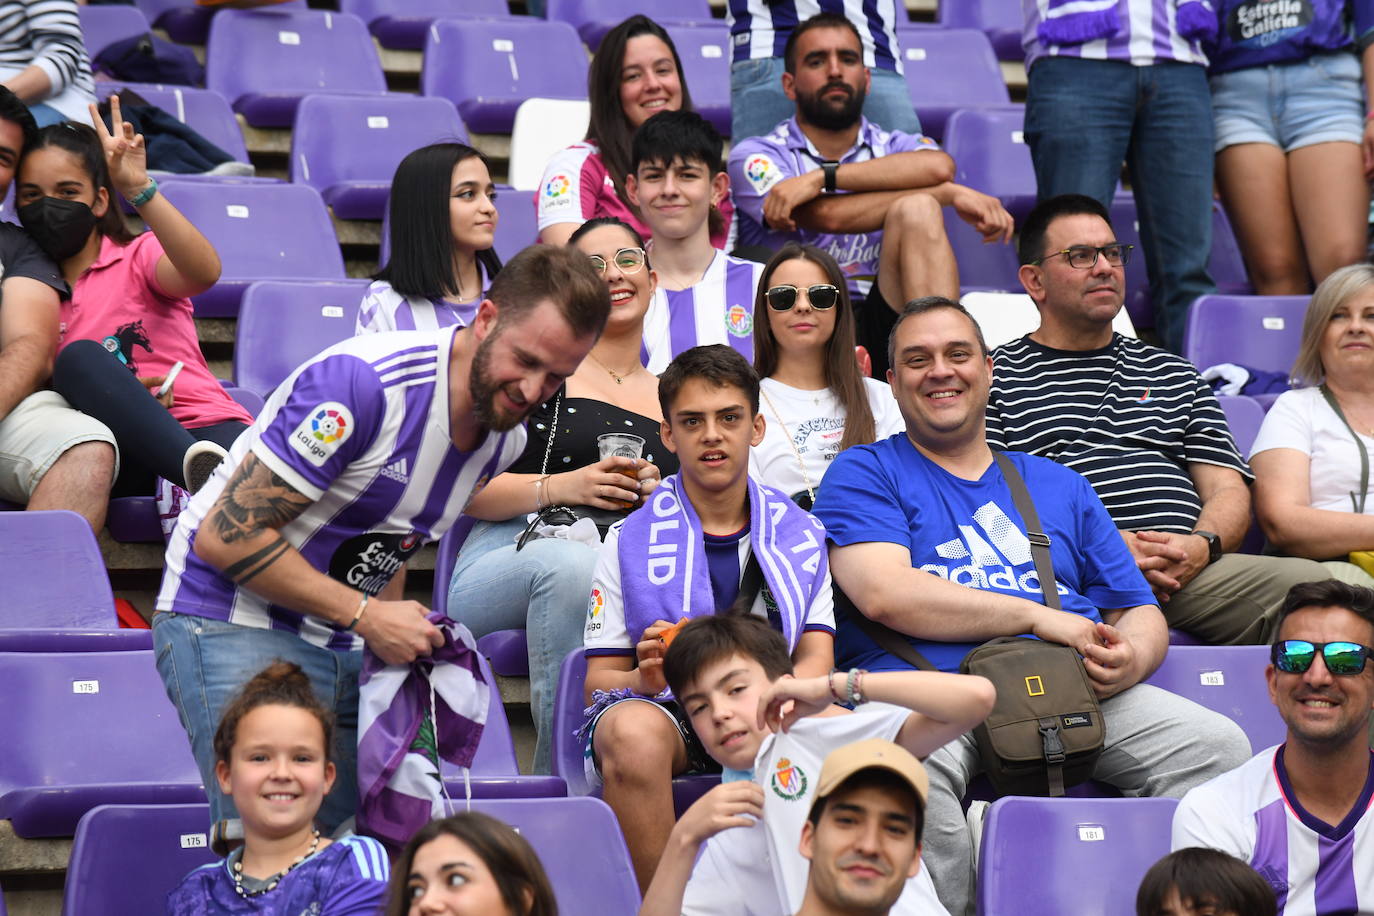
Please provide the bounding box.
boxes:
[894,28,1009,142]
[0,649,205,837]
[664,23,732,137]
[158,180,346,318]
[1183,294,1309,378]
[79,5,152,60]
[432,525,530,678]
[937,0,1024,61]
[0,511,116,629]
[338,0,514,50]
[1167,628,1205,646]
[943,105,1036,223]
[63,804,217,916]
[94,82,252,166]
[443,797,640,911]
[206,9,386,128]
[552,648,719,813]
[945,208,1022,295]
[0,629,152,653]
[135,0,307,45]
[378,185,538,268]
[545,0,713,50]
[1210,202,1252,294]
[421,18,589,135]
[1144,644,1286,753]
[978,796,1178,916]
[1217,395,1265,555]
[291,94,468,221]
[233,279,369,397]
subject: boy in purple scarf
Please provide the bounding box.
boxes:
[581,344,836,891]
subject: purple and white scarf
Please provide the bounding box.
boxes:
[616,474,828,653]
[356,613,488,849]
[1038,0,1217,45]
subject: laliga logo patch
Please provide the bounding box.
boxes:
[770,757,808,800]
[290,401,354,467]
[544,174,571,198]
[744,155,782,194]
[725,304,752,338]
[585,587,605,636]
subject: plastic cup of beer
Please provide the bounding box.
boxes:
[598,433,645,509]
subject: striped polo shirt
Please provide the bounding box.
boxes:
[641,250,765,374]
[727,0,905,72]
[986,333,1248,533]
[157,328,526,650]
[1022,0,1212,68]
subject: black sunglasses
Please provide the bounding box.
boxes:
[766,284,840,312]
[1271,639,1374,676]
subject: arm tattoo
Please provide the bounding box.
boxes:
[222,534,291,585]
[207,453,313,544]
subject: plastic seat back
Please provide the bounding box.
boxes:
[62,804,216,916]
[80,5,152,59]
[545,0,713,49]
[136,0,307,44]
[895,28,1008,141]
[339,0,512,49]
[937,0,1024,60]
[1144,645,1285,753]
[233,279,368,397]
[944,106,1035,222]
[508,99,590,191]
[664,23,731,137]
[1183,294,1309,377]
[96,83,251,164]
[0,511,115,629]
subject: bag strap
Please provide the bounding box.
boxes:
[991,451,1061,611]
[834,590,938,671]
[726,551,766,616]
[1320,384,1369,515]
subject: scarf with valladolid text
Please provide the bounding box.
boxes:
[1038,0,1217,46]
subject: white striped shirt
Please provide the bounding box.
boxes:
[157,328,526,650]
[1022,0,1211,68]
[641,251,764,374]
[0,0,94,121]
[727,0,905,73]
[987,333,1248,533]
[355,279,479,335]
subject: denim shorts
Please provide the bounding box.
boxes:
[1210,51,1364,153]
[582,695,721,789]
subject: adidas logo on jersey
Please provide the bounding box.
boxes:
[921,501,1068,597]
[380,458,409,484]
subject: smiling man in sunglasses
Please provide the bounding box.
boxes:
[1173,579,1374,913]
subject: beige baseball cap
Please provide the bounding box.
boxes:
[816,739,930,808]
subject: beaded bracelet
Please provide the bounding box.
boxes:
[845,667,868,706]
[828,670,845,704]
[128,178,158,208]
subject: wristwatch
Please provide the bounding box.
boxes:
[1193,530,1222,565]
[820,160,839,194]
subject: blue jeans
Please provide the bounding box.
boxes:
[152,611,362,833]
[731,57,922,140]
[446,516,598,775]
[1025,57,1216,352]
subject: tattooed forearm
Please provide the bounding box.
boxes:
[207,453,313,544]
[222,534,291,585]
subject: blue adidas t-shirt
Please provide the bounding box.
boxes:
[813,435,1155,673]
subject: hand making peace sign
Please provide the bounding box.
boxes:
[89,96,150,203]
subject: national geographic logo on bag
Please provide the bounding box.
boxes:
[1061,713,1093,729]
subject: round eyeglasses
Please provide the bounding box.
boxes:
[588,247,646,276]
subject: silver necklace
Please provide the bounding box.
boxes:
[232,828,321,898]
[761,384,817,506]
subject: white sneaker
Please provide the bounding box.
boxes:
[183,440,228,494]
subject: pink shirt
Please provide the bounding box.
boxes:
[60,234,252,428]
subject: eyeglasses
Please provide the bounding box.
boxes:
[1029,243,1134,269]
[1271,639,1374,676]
[766,284,840,312]
[587,247,646,276]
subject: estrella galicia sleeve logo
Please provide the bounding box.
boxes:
[289,401,354,468]
[328,532,424,595]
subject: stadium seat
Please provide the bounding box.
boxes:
[442,796,640,911]
[664,22,732,137]
[1209,202,1253,294]
[422,18,589,135]
[432,525,530,678]
[135,0,307,45]
[339,0,514,50]
[943,105,1036,223]
[1143,644,1285,753]
[291,94,468,221]
[1218,394,1265,456]
[63,804,217,916]
[79,5,152,60]
[545,0,714,50]
[937,0,1024,61]
[159,181,346,318]
[0,511,116,629]
[978,796,1177,916]
[894,28,1009,142]
[945,209,1023,295]
[961,291,1136,351]
[1183,294,1308,378]
[0,648,205,837]
[94,82,254,171]
[508,100,591,191]
[206,9,387,128]
[551,648,719,812]
[233,279,369,396]
[379,185,539,265]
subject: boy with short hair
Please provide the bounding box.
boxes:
[583,344,836,890]
[636,614,995,915]
[626,110,764,373]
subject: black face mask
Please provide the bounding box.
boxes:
[18,196,98,261]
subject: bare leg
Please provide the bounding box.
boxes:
[1289,141,1370,284]
[876,192,959,308]
[28,441,115,532]
[592,702,689,892]
[1216,142,1309,294]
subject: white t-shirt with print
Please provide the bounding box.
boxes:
[1251,386,1374,514]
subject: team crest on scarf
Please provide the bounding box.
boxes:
[771,757,808,800]
[725,304,753,338]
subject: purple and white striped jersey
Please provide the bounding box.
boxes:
[1174,746,1374,916]
[727,0,905,72]
[1022,0,1211,68]
[641,251,765,374]
[355,279,481,335]
[156,328,526,651]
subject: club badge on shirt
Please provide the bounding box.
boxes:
[770,756,809,801]
[725,303,753,338]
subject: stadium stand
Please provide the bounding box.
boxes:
[1142,645,1286,753]
[92,83,256,172]
[545,0,714,50]
[892,27,1009,141]
[942,105,1036,223]
[77,5,153,61]
[661,22,732,136]
[62,804,217,916]
[1183,294,1309,380]
[432,525,530,678]
[937,0,1023,61]
[135,0,308,45]
[944,207,1023,294]
[338,0,515,50]
[0,511,115,630]
[507,99,590,190]
[232,278,369,396]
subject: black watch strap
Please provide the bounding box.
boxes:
[820,160,839,194]
[1194,530,1222,565]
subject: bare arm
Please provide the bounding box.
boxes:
[638,783,764,916]
[768,151,955,233]
[464,456,653,521]
[1363,42,1374,179]
[1252,448,1374,557]
[1087,604,1168,697]
[0,276,59,422]
[538,222,577,247]
[789,629,833,680]
[3,65,50,103]
[1189,462,1253,550]
[193,452,442,664]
